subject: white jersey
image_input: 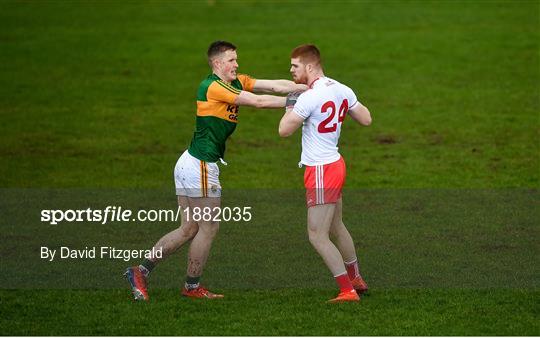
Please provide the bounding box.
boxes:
[293,77,359,166]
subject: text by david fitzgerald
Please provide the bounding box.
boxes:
[40,246,162,262]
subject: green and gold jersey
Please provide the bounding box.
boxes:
[188,73,256,162]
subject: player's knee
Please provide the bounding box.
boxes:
[329,221,343,237]
[180,222,198,239]
[329,225,338,238]
[308,232,320,246]
[199,221,220,239]
[308,228,328,247]
[329,231,337,241]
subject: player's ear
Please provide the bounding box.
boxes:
[210,56,220,69]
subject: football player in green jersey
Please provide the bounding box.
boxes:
[125,41,307,300]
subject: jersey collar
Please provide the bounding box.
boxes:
[308,77,322,89]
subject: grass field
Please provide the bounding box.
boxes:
[0,0,538,336]
[2,289,537,335]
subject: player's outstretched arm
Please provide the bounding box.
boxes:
[349,102,372,126]
[252,79,308,95]
[234,90,286,108]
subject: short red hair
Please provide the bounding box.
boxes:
[291,44,321,66]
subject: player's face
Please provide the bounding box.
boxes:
[290,58,307,84]
[216,49,239,82]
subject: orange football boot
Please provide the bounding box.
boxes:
[181,286,224,299]
[124,266,149,301]
[350,276,369,294]
[328,289,360,303]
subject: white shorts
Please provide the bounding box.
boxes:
[174,150,221,198]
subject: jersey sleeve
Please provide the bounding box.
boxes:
[292,92,313,120]
[206,81,241,104]
[237,74,256,92]
[345,86,360,110]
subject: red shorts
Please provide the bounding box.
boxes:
[304,156,346,208]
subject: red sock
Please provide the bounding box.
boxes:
[335,273,354,293]
[345,259,360,280]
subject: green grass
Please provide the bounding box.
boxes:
[1,188,538,335]
[1,289,538,336]
[0,0,538,188]
[0,0,539,336]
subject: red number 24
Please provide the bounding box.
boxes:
[317,99,348,133]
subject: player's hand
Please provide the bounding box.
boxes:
[286,91,302,108]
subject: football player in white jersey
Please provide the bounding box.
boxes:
[279,44,372,303]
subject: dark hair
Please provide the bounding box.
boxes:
[207,41,237,61]
[291,44,321,66]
